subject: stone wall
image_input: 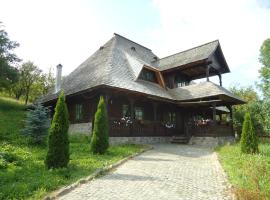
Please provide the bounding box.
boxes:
[189,136,235,148]
[68,123,92,134]
[109,137,171,145]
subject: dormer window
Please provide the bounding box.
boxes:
[139,68,157,83]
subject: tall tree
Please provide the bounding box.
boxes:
[19,61,41,104]
[258,38,270,98]
[0,22,20,90]
[90,96,109,154]
[241,112,258,154]
[45,91,69,169]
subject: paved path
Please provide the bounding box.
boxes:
[59,144,232,200]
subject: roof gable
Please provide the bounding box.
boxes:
[156,40,219,71]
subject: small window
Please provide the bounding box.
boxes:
[139,68,157,83]
[135,107,143,120]
[122,104,130,117]
[75,104,83,121]
[169,112,176,123]
[164,111,176,123]
[175,76,189,88]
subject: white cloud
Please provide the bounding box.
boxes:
[150,0,270,86]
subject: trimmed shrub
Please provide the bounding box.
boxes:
[90,96,109,154]
[241,112,259,153]
[45,91,69,169]
[21,102,50,144]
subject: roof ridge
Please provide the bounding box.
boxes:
[105,36,118,83]
[158,40,219,61]
[114,33,152,51]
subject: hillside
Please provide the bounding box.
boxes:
[0,97,26,143]
[0,97,143,199]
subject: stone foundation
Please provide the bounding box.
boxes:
[68,123,92,134]
[189,136,235,148]
[109,137,171,145]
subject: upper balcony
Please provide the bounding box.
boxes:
[153,40,229,89]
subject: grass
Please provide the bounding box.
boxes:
[217,139,270,200]
[0,97,145,199]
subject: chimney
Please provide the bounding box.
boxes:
[55,64,62,93]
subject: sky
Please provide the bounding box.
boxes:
[1,0,270,88]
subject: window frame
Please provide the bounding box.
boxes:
[75,103,83,122]
[134,106,144,120]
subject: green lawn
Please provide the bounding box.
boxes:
[217,139,270,200]
[0,97,145,200]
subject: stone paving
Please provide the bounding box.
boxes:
[58,144,232,200]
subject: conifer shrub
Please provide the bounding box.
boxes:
[90,96,109,154]
[45,91,69,169]
[240,112,259,154]
[21,103,50,145]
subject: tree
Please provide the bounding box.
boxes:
[258,38,270,98]
[90,96,109,154]
[229,85,265,135]
[0,22,20,90]
[21,102,50,144]
[241,112,259,154]
[45,91,69,169]
[19,61,41,104]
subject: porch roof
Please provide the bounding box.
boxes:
[168,81,245,105]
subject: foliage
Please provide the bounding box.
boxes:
[258,38,270,98]
[45,91,69,169]
[240,112,259,154]
[16,61,42,104]
[0,98,144,199]
[0,22,20,90]
[11,65,55,103]
[21,102,50,145]
[90,96,109,154]
[229,85,266,135]
[217,139,270,199]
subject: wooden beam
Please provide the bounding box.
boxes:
[177,99,222,105]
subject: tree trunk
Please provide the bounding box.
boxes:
[25,88,30,105]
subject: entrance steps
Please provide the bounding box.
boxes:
[171,136,189,144]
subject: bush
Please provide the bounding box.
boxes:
[45,91,69,169]
[90,96,109,154]
[241,112,259,154]
[21,102,50,144]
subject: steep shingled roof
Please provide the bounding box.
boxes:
[156,40,219,71]
[42,34,244,105]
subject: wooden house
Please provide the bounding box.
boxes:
[42,34,245,144]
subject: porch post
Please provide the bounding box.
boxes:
[206,65,210,81]
[228,105,234,136]
[130,99,135,120]
[212,102,216,123]
[218,73,222,86]
[153,102,158,121]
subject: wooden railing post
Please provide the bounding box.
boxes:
[129,98,135,136]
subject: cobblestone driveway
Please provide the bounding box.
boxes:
[59,144,232,200]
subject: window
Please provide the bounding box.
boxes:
[75,104,83,121]
[168,112,176,123]
[175,76,189,87]
[135,107,143,120]
[139,68,157,83]
[122,104,130,117]
[164,111,176,123]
